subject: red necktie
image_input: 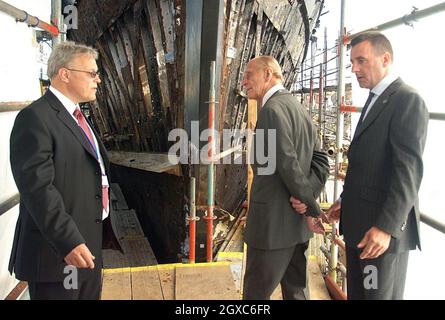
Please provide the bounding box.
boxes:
[74,108,109,213]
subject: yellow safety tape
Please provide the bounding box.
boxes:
[102,261,232,274]
[217,252,244,259]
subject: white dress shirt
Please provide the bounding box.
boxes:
[362,72,399,121]
[262,83,285,108]
[49,86,109,220]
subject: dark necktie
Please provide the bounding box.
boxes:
[358,92,375,124]
[74,107,109,214]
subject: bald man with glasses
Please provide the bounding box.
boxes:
[9,41,120,300]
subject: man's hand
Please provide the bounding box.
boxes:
[357,226,391,259]
[306,216,325,234]
[290,196,307,215]
[325,201,341,223]
[64,243,95,269]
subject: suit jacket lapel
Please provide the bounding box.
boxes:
[44,90,98,160]
[88,117,110,172]
[353,78,402,140]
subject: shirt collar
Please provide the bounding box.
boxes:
[371,72,398,97]
[49,86,78,115]
[262,83,285,107]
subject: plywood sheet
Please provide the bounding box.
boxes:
[175,265,238,300]
[101,270,132,300]
[158,268,175,300]
[131,269,164,300]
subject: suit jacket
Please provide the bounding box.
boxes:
[9,90,115,282]
[245,90,329,250]
[341,78,429,253]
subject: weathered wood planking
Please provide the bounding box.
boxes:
[131,268,164,300]
[112,209,145,241]
[175,265,239,300]
[110,183,129,211]
[158,267,175,300]
[108,151,180,174]
[120,238,158,267]
[102,249,130,269]
[70,0,324,259]
[101,270,132,300]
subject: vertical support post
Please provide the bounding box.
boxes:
[204,61,217,262]
[318,63,323,138]
[309,37,316,116]
[300,65,304,104]
[188,177,198,263]
[323,27,328,150]
[331,0,347,282]
[51,0,63,46]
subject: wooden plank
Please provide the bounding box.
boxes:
[101,270,132,300]
[175,265,239,300]
[131,269,164,300]
[110,189,128,210]
[102,249,130,269]
[307,258,331,300]
[121,238,158,267]
[112,209,145,241]
[110,183,129,210]
[255,4,263,56]
[145,0,172,116]
[158,268,175,300]
[109,151,179,173]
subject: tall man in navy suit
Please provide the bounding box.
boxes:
[323,31,429,299]
[9,41,118,299]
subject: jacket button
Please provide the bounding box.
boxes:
[95,219,102,224]
[95,195,101,199]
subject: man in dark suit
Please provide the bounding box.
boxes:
[324,31,429,299]
[242,56,329,300]
[9,41,118,300]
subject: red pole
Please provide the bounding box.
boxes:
[204,61,216,262]
[189,219,196,263]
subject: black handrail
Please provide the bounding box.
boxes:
[0,194,20,216]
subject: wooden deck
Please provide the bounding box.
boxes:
[102,184,331,300]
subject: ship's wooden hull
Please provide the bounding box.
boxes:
[69,0,324,262]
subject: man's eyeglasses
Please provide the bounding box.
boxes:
[65,68,100,79]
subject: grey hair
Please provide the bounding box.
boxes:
[47,41,98,79]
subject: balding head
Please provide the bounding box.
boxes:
[242,56,284,103]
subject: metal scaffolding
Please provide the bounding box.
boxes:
[297,0,445,299]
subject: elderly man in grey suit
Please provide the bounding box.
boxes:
[242,56,329,300]
[323,31,429,299]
